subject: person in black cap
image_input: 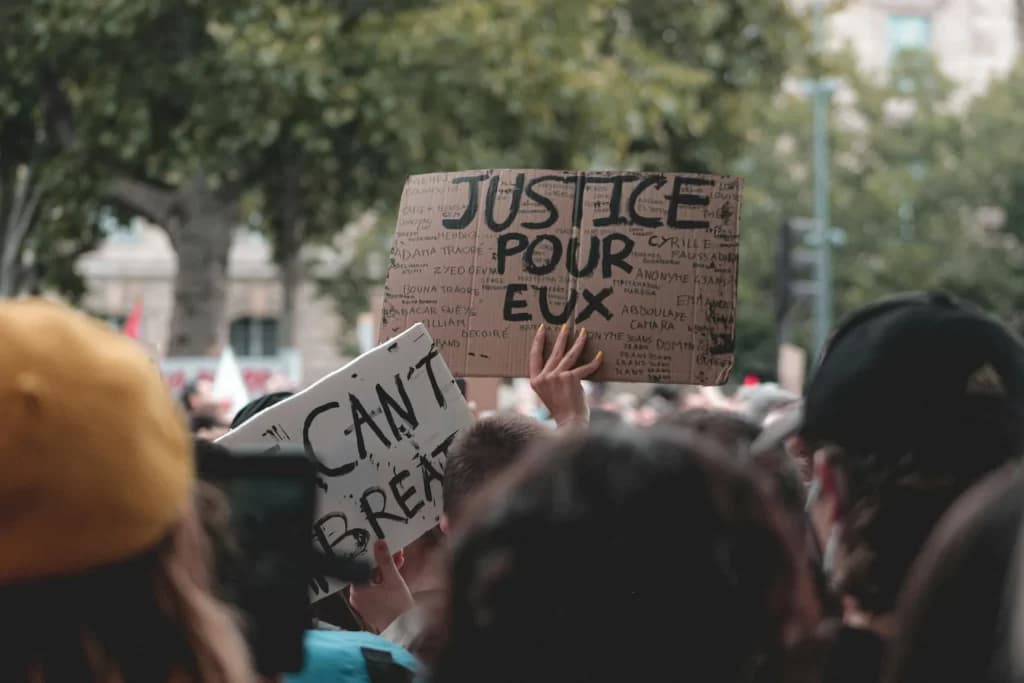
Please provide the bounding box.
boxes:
[798,291,1024,683]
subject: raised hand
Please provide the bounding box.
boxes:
[348,540,415,634]
[528,324,603,429]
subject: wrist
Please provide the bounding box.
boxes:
[555,410,589,430]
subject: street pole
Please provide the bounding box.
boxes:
[812,0,833,358]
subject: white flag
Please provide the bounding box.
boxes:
[212,346,249,419]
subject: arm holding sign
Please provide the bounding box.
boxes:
[529,324,603,431]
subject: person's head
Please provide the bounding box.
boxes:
[659,408,761,452]
[884,465,1024,683]
[432,427,820,683]
[182,377,214,414]
[0,300,252,682]
[191,412,230,440]
[661,409,806,529]
[441,413,548,530]
[801,291,1024,616]
[230,391,294,429]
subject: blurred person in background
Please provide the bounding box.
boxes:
[798,292,1024,683]
[183,376,218,417]
[660,408,834,620]
[659,409,805,527]
[192,412,231,440]
[0,300,252,683]
[883,466,1024,683]
[430,427,821,683]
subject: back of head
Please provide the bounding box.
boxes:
[442,413,548,522]
[433,427,819,683]
[803,291,1024,479]
[885,466,1024,683]
[0,300,250,682]
[659,408,761,453]
[661,409,806,525]
[801,292,1024,613]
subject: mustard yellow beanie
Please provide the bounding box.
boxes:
[0,299,193,585]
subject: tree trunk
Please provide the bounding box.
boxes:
[273,158,305,349]
[279,237,302,348]
[165,186,235,356]
[0,164,43,297]
[107,175,237,355]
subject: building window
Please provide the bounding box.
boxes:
[230,317,279,357]
[888,15,931,59]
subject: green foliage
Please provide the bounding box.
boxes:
[14,0,1024,381]
[734,46,1024,373]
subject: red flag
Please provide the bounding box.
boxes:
[123,297,142,339]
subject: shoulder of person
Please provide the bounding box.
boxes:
[286,629,419,683]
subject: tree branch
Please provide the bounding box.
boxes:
[105,176,177,226]
[5,163,34,244]
[7,179,43,262]
[42,66,77,151]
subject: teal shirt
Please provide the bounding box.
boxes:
[286,630,419,683]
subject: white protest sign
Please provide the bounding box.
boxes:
[218,323,472,600]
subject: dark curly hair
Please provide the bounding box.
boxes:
[430,426,820,683]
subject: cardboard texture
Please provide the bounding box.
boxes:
[218,323,472,600]
[381,170,742,385]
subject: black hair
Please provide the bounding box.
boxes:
[190,413,226,434]
[230,392,294,429]
[884,466,1024,683]
[432,427,818,683]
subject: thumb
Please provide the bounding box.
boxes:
[373,540,400,581]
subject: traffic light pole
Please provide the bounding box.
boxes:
[812,0,833,359]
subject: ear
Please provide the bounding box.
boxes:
[439,514,451,535]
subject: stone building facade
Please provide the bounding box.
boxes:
[816,0,1018,99]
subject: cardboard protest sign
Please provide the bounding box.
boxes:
[218,323,472,600]
[381,170,742,385]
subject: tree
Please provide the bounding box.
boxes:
[0,1,103,297]
[8,0,815,370]
[733,47,1024,373]
[308,0,809,358]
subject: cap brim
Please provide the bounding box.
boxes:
[751,404,803,455]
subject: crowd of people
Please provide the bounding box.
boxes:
[4,289,1024,682]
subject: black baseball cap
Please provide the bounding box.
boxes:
[799,291,1024,478]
